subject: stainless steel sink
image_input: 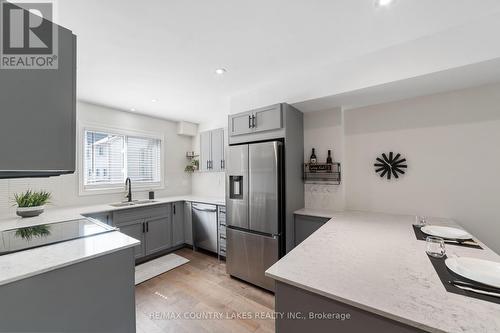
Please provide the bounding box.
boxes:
[109,200,158,208]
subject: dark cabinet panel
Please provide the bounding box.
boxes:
[0,24,76,178]
[145,216,172,255]
[294,215,330,246]
[119,222,145,259]
[172,201,185,246]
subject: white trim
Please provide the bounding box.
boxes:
[78,121,166,196]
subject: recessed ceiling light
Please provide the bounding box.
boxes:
[130,108,136,112]
[375,0,394,7]
[151,99,158,103]
[215,68,227,75]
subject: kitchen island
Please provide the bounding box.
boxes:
[0,194,224,333]
[266,211,500,333]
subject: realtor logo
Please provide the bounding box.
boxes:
[0,0,58,69]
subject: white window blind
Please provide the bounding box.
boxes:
[126,136,161,184]
[83,130,162,190]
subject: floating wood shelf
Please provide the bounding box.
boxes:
[303,162,341,185]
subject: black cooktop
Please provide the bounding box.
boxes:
[0,218,116,256]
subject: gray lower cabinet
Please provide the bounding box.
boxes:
[119,222,146,260]
[145,216,172,255]
[275,281,425,333]
[0,248,136,333]
[184,202,193,245]
[113,204,172,260]
[218,205,226,259]
[172,201,185,247]
[83,212,112,225]
[294,214,330,246]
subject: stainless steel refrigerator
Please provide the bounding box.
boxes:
[226,141,284,291]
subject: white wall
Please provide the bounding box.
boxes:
[303,108,345,211]
[344,84,500,254]
[0,102,193,215]
[190,119,227,198]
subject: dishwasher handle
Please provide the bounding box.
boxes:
[192,205,217,213]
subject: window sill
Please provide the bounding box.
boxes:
[79,184,165,197]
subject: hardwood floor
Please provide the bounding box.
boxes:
[135,248,275,333]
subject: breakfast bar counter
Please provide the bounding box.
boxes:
[266,211,500,333]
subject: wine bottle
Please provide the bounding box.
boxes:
[327,150,333,164]
[310,148,317,164]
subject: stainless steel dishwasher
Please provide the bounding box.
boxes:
[192,203,218,253]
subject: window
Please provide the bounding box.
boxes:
[83,129,162,192]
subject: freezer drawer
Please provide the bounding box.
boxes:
[226,228,279,292]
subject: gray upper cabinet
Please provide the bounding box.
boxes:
[228,104,283,140]
[0,23,76,178]
[211,128,225,171]
[200,128,225,172]
[253,105,282,133]
[172,201,185,246]
[229,111,254,136]
[200,131,212,171]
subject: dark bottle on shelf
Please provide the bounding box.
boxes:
[310,148,317,164]
[326,150,333,164]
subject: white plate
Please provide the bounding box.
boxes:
[445,257,500,289]
[421,226,471,240]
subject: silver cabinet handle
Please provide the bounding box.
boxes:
[248,115,252,128]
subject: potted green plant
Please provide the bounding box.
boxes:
[184,159,199,173]
[14,190,51,218]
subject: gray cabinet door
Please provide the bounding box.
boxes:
[200,131,212,171]
[294,215,329,246]
[184,202,193,245]
[84,212,111,225]
[119,222,145,259]
[229,111,253,137]
[172,201,185,246]
[211,128,225,171]
[0,25,76,177]
[145,216,172,255]
[253,104,282,133]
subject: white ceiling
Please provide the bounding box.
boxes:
[57,0,500,124]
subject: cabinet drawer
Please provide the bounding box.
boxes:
[113,204,170,225]
[219,226,226,238]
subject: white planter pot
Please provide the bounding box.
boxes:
[16,205,45,218]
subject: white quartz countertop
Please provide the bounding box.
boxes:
[294,208,339,219]
[0,231,139,286]
[0,195,225,232]
[0,195,224,286]
[266,211,500,333]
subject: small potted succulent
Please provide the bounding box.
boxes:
[14,190,51,218]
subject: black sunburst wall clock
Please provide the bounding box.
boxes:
[374,152,408,180]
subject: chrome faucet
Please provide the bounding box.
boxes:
[125,177,132,202]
